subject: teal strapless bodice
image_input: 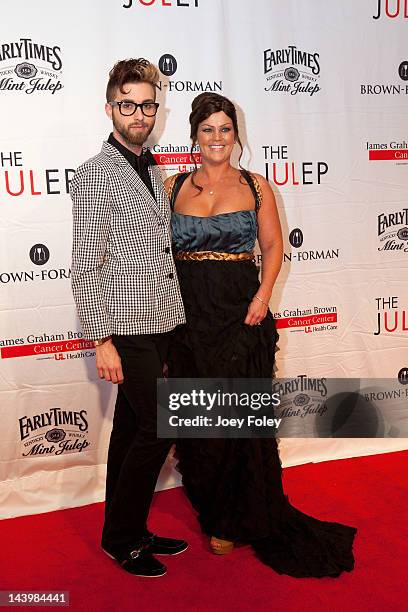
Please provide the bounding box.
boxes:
[171,210,257,253]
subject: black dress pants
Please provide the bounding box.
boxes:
[101,332,173,557]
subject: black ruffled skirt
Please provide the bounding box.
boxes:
[168,259,356,578]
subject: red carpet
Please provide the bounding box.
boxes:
[1,451,407,612]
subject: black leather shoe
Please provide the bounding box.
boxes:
[142,531,188,556]
[103,545,167,577]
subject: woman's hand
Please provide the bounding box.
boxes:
[244,295,269,326]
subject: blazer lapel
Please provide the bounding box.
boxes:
[102,142,165,219]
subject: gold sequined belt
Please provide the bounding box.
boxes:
[175,251,255,262]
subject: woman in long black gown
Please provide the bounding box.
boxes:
[165,92,356,578]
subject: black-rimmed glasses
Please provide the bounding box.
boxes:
[109,101,160,117]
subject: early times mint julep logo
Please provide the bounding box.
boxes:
[19,407,90,457]
[377,209,408,253]
[263,45,321,96]
[0,38,63,94]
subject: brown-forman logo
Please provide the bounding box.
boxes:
[157,53,222,93]
[0,244,71,285]
[284,228,340,264]
[0,38,63,94]
[361,60,408,96]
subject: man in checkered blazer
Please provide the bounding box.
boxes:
[70,58,187,577]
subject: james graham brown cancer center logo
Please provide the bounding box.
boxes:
[366,138,408,163]
[0,37,63,94]
[0,330,95,362]
[157,53,222,93]
[272,305,338,334]
[18,407,90,458]
[149,143,201,174]
[263,45,321,96]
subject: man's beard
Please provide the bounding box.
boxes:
[113,117,154,147]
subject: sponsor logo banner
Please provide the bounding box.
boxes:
[157,53,222,93]
[149,144,201,173]
[369,150,408,161]
[373,0,408,19]
[361,61,408,95]
[374,296,408,335]
[263,45,321,96]
[262,144,328,187]
[0,38,63,94]
[1,339,94,359]
[0,150,74,200]
[272,306,338,334]
[19,407,91,458]
[257,228,340,268]
[0,331,94,361]
[284,228,340,265]
[0,245,70,285]
[123,0,199,8]
[377,208,408,253]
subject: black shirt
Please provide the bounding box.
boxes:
[107,132,157,199]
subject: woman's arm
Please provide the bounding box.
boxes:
[244,173,283,325]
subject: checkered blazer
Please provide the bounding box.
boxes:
[70,141,185,340]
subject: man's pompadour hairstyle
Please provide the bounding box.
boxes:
[106,58,159,101]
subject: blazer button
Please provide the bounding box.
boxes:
[165,246,170,254]
[167,272,174,279]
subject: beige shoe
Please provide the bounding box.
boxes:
[210,536,234,555]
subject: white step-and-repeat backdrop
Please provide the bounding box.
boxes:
[1,0,407,518]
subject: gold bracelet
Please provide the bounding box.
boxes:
[253,295,268,307]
